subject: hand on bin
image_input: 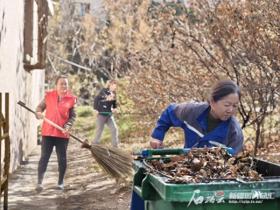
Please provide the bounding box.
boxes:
[150,138,163,149]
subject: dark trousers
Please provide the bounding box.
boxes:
[38,136,69,185]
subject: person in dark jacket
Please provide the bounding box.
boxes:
[92,79,119,147]
[131,79,244,210]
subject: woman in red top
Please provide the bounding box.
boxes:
[35,75,77,191]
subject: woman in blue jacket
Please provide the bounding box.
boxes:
[131,79,244,210]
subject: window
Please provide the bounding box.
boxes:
[23,0,48,71]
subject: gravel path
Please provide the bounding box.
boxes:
[8,140,132,210]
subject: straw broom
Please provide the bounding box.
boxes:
[17,101,133,179]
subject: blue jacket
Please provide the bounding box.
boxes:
[151,102,243,155]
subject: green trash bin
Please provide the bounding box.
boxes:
[133,149,280,210]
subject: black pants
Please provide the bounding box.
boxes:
[38,136,69,185]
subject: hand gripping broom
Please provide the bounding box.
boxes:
[17,101,133,179]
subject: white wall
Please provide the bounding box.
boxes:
[0,0,45,171]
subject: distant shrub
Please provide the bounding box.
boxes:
[76,106,94,117]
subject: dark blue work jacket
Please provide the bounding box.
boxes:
[131,102,243,210]
[151,102,243,154]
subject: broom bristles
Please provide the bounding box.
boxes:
[89,144,133,179]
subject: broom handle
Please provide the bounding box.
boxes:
[17,101,85,144]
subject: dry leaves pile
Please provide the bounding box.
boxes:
[146,147,262,183]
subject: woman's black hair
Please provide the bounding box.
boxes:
[55,75,68,85]
[210,80,241,102]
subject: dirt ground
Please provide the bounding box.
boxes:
[8,140,132,210]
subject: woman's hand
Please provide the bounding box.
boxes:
[35,111,44,120]
[150,138,163,149]
[63,124,71,135]
[106,93,115,101]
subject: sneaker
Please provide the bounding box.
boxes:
[57,184,64,190]
[35,184,43,192]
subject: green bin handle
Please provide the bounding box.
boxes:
[133,174,159,200]
[133,185,143,197]
[135,148,191,158]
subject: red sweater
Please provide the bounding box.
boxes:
[41,90,77,139]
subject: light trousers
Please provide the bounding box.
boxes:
[93,114,119,147]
